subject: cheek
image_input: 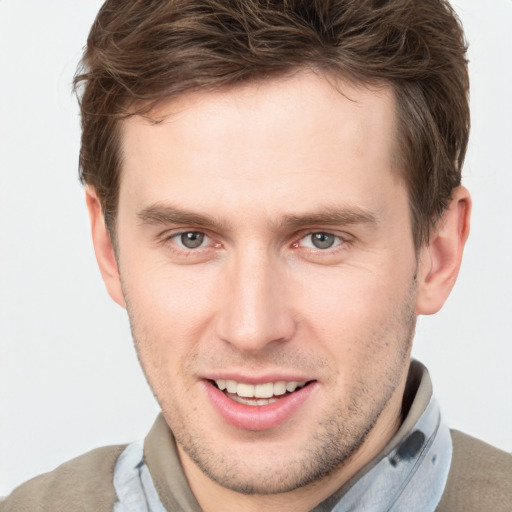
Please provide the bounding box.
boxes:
[121,258,220,368]
[295,265,415,356]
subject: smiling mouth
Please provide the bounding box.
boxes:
[212,379,310,406]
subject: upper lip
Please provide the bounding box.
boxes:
[201,372,315,385]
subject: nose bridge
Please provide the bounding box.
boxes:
[216,242,294,352]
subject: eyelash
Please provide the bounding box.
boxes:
[161,230,350,256]
[292,232,347,251]
[163,231,217,253]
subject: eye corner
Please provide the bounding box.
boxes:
[288,230,356,264]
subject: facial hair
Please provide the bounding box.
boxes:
[124,276,418,495]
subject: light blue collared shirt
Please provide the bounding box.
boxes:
[113,396,452,512]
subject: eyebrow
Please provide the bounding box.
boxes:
[137,203,378,231]
[137,204,229,231]
[277,208,378,230]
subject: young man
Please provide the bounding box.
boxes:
[2,1,511,511]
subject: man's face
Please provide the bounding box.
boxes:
[114,73,419,494]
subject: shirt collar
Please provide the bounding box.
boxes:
[313,360,452,512]
[139,360,451,512]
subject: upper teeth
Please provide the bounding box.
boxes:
[215,379,307,398]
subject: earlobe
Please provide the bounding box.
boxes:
[416,186,471,315]
[85,187,126,308]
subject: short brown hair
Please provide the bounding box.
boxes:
[74,0,469,247]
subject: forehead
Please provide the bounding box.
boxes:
[125,72,396,150]
[119,72,401,219]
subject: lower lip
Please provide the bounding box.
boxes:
[202,380,317,431]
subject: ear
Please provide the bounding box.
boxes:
[85,187,126,308]
[416,186,471,315]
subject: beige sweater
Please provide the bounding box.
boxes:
[3,362,511,512]
[2,428,511,511]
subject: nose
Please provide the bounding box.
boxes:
[214,246,296,353]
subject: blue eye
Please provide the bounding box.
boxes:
[175,232,207,249]
[300,232,342,249]
[310,233,335,249]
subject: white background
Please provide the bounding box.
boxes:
[0,0,511,497]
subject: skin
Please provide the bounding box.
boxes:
[87,71,470,512]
